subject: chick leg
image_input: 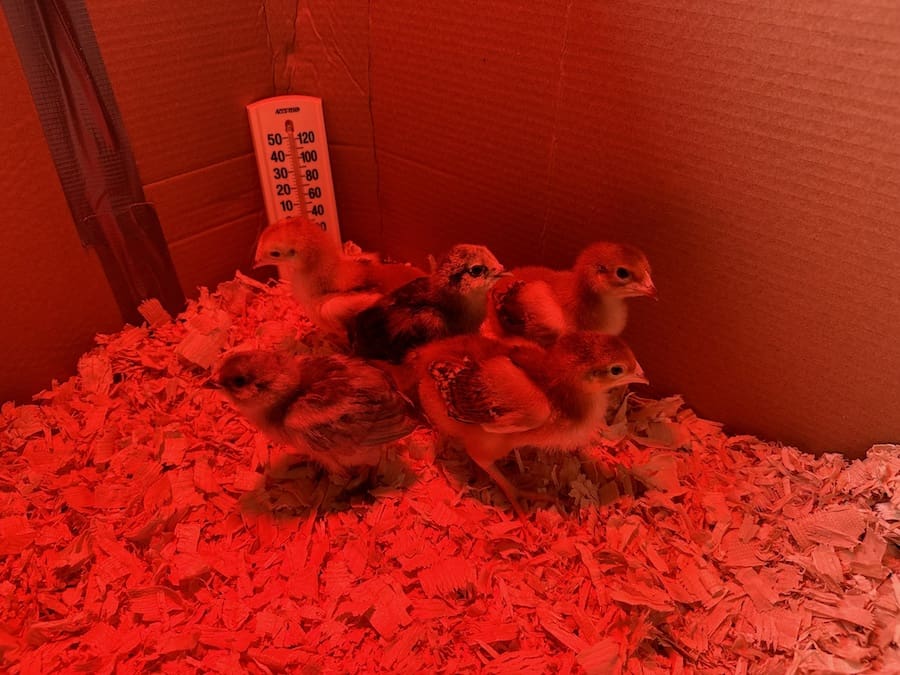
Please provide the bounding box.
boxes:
[342,465,378,493]
[472,457,555,520]
[475,458,528,519]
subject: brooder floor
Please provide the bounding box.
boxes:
[1,273,898,674]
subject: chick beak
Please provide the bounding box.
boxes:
[493,268,512,279]
[620,364,649,387]
[201,378,222,391]
[640,279,658,300]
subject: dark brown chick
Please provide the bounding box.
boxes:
[214,349,418,481]
[348,244,508,364]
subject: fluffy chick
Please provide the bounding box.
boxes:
[254,218,426,339]
[485,242,656,346]
[214,349,418,481]
[417,331,647,517]
[349,244,508,364]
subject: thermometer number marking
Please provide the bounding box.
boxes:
[247,95,340,241]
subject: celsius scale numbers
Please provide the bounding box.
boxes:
[247,95,341,244]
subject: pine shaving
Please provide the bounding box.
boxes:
[0,272,898,673]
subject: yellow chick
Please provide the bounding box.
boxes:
[485,242,656,346]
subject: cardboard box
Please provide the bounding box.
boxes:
[0,12,122,405]
[2,0,899,456]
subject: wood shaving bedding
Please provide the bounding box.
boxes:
[1,273,897,674]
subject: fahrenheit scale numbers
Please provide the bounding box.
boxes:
[247,95,341,244]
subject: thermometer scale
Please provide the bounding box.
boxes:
[247,95,341,245]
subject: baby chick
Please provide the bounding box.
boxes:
[214,349,419,481]
[485,242,656,346]
[348,244,508,364]
[254,218,426,340]
[416,331,647,517]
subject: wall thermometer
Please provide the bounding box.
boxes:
[247,95,341,244]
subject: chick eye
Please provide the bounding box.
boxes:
[269,250,281,258]
[609,364,625,376]
[615,267,631,280]
[227,375,250,389]
[286,248,297,257]
[468,265,487,277]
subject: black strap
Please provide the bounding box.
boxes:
[2,0,185,323]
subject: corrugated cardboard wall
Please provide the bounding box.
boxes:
[0,10,122,404]
[0,0,384,401]
[368,0,900,456]
[84,1,277,295]
[2,1,897,456]
[0,2,276,401]
[279,0,384,251]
